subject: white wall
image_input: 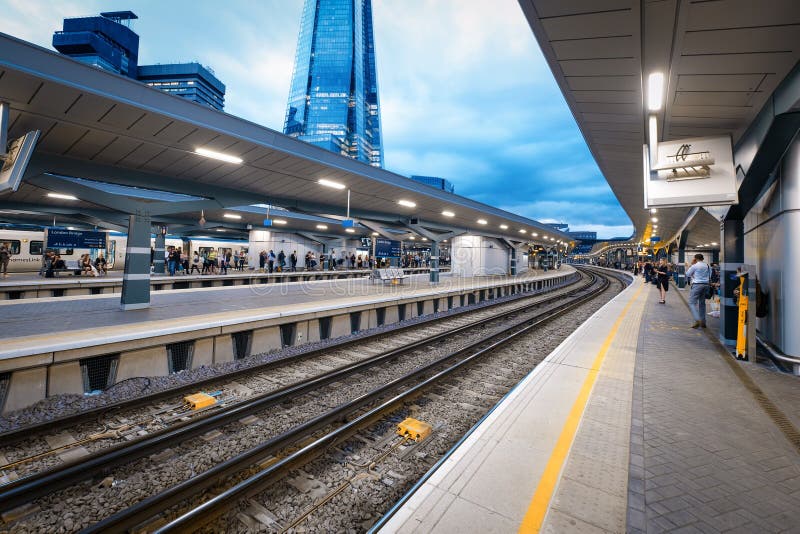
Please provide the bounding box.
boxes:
[451,235,510,277]
[248,231,321,269]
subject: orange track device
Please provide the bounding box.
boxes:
[396,418,432,442]
[184,392,217,410]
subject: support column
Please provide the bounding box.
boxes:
[121,213,152,310]
[510,245,517,275]
[429,240,439,283]
[720,218,744,346]
[676,229,689,288]
[153,230,166,275]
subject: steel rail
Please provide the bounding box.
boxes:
[86,268,612,533]
[0,272,590,513]
[0,272,580,446]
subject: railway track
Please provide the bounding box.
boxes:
[0,267,627,533]
[0,271,598,530]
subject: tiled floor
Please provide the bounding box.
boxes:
[628,285,800,533]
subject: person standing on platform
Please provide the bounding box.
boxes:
[277,250,286,272]
[686,253,711,328]
[655,258,671,304]
[0,242,10,278]
[290,250,298,272]
[268,250,276,273]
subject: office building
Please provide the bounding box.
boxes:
[409,175,455,193]
[284,0,383,167]
[53,11,225,110]
[53,11,139,78]
[137,63,225,111]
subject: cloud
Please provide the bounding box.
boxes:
[0,0,631,239]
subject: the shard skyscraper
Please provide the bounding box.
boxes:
[284,0,383,168]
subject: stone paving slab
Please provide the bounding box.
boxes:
[629,280,800,534]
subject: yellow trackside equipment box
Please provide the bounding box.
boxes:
[396,417,432,442]
[184,392,217,410]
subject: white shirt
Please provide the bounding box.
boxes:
[686,261,711,283]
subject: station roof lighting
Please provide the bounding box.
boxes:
[711,242,718,246]
[441,210,455,217]
[422,237,428,241]
[194,147,243,164]
[398,199,416,208]
[345,228,355,233]
[223,213,242,220]
[519,229,526,234]
[477,219,487,225]
[409,236,415,240]
[532,232,538,237]
[650,208,658,214]
[647,72,664,111]
[318,178,345,190]
[651,217,659,223]
[499,224,509,230]
[47,192,78,200]
[216,228,226,232]
[316,224,328,230]
[371,232,379,236]
[273,219,287,225]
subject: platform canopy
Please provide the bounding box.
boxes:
[520,0,800,254]
[0,32,572,246]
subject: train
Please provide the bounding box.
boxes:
[0,229,249,273]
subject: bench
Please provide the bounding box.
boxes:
[51,260,81,277]
[371,268,407,285]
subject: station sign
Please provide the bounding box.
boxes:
[650,236,661,242]
[375,238,401,258]
[643,135,737,208]
[46,227,107,249]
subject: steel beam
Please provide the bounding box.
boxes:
[120,212,152,310]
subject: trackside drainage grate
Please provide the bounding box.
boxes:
[398,304,407,322]
[167,341,194,373]
[350,312,362,334]
[91,287,104,295]
[52,289,65,298]
[447,296,454,309]
[376,307,386,326]
[319,317,332,340]
[232,330,253,360]
[433,299,440,313]
[417,301,424,317]
[0,372,11,409]
[80,354,119,393]
[280,323,297,347]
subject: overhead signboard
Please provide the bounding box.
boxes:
[644,135,738,208]
[0,130,40,193]
[374,238,401,258]
[46,228,108,249]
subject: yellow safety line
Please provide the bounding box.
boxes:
[518,282,644,533]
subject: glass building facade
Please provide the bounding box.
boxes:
[410,175,455,193]
[53,11,225,110]
[284,0,383,167]
[137,63,225,111]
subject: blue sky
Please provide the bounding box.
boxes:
[0,0,633,238]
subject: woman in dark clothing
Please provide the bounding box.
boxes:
[655,258,671,304]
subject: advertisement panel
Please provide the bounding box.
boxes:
[644,135,738,208]
[374,238,401,258]
[46,228,108,249]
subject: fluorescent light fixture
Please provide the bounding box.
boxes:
[651,217,658,223]
[499,224,509,230]
[550,237,555,241]
[532,232,538,237]
[371,232,379,236]
[318,178,345,190]
[519,229,527,234]
[477,219,487,225]
[422,237,428,241]
[67,226,75,230]
[194,147,243,164]
[398,199,416,208]
[273,219,287,225]
[650,208,658,214]
[711,242,718,246]
[216,228,226,232]
[409,236,416,240]
[47,193,78,200]
[223,213,242,220]
[345,228,355,233]
[647,72,665,111]
[316,224,328,230]
[441,210,455,217]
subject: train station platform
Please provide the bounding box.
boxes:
[0,267,576,414]
[0,267,445,301]
[377,273,800,533]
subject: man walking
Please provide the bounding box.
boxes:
[686,253,711,328]
[0,242,11,278]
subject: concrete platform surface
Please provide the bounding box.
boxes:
[0,268,572,361]
[376,273,800,533]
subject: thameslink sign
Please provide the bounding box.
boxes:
[46,228,107,249]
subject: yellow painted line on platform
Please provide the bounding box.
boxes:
[518,281,644,533]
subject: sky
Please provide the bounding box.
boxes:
[0,0,633,238]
